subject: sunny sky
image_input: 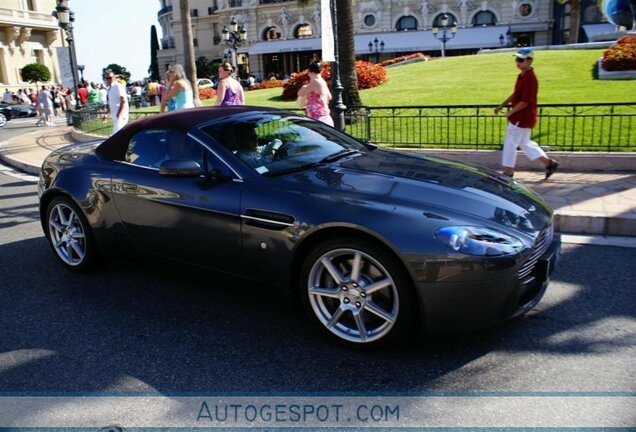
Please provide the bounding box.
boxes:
[72,0,163,83]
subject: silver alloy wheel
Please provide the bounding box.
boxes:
[307,248,399,343]
[48,202,87,266]
[0,113,6,127]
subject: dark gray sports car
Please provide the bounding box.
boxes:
[38,107,560,348]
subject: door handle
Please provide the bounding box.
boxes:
[122,183,138,192]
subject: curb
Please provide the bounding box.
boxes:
[0,140,40,176]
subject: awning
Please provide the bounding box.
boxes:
[508,22,551,32]
[243,25,515,57]
[582,23,617,41]
[354,25,512,53]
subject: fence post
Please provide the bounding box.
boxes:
[570,105,576,152]
[366,108,372,143]
[608,105,615,151]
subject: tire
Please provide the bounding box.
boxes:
[45,196,97,271]
[0,113,6,128]
[299,237,417,348]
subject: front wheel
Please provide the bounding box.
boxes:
[299,238,417,348]
[0,113,7,128]
[46,196,97,271]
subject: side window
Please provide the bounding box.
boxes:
[125,129,203,170]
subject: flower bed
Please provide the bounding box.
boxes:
[198,88,216,100]
[601,35,636,71]
[281,60,387,100]
[379,52,430,67]
[249,79,286,91]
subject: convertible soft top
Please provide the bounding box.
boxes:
[96,105,279,161]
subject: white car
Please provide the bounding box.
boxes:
[196,78,214,89]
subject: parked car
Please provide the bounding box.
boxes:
[0,104,13,128]
[38,107,560,348]
[7,102,37,118]
[196,78,214,89]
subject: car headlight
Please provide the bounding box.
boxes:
[435,226,524,256]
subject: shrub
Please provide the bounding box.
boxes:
[249,79,285,91]
[21,63,51,87]
[281,60,387,100]
[379,52,430,67]
[601,35,636,71]
[198,87,216,100]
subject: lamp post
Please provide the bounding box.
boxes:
[222,16,247,72]
[329,0,346,130]
[432,14,457,58]
[77,64,85,82]
[53,0,81,108]
[368,38,385,63]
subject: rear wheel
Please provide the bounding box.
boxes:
[0,113,7,128]
[46,197,97,271]
[299,238,416,348]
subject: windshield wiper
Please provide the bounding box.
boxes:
[262,162,321,177]
[320,149,360,163]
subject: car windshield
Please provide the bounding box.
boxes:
[202,113,368,176]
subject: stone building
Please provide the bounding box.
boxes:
[0,0,65,91]
[156,0,613,81]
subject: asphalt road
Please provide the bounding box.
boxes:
[0,166,634,394]
[0,115,66,141]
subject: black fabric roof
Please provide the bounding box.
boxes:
[96,106,279,161]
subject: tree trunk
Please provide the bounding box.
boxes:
[179,0,202,106]
[336,0,362,108]
[568,0,581,44]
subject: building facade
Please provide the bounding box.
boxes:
[0,0,65,91]
[156,0,612,81]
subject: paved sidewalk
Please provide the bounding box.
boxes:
[1,126,635,237]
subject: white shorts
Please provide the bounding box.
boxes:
[502,122,546,168]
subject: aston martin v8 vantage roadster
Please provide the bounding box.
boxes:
[38,107,560,347]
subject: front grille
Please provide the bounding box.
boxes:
[518,223,554,280]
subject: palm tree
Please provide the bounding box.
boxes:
[179,0,202,106]
[298,0,362,107]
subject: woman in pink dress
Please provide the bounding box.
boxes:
[297,62,333,126]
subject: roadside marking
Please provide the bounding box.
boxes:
[0,160,38,182]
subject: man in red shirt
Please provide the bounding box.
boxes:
[76,83,88,106]
[494,48,559,179]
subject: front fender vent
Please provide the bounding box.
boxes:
[241,209,295,230]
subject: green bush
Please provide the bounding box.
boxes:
[21,63,51,87]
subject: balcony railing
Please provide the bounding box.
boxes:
[0,7,57,29]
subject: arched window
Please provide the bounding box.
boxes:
[396,15,418,31]
[433,13,457,28]
[294,23,313,38]
[473,11,496,26]
[263,26,282,41]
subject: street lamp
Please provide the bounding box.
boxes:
[53,0,81,108]
[368,38,385,63]
[222,16,247,71]
[432,14,457,58]
[329,0,346,130]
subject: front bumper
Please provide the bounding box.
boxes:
[416,234,561,334]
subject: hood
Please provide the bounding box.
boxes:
[281,149,552,235]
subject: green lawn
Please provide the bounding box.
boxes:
[244,49,636,107]
[132,49,635,110]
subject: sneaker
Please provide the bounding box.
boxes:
[545,160,559,180]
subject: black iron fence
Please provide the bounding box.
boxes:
[341,103,636,152]
[73,103,636,152]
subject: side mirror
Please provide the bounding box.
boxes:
[159,160,201,177]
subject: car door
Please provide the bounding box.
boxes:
[111,128,243,273]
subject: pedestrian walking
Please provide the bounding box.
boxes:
[103,70,129,134]
[494,48,559,179]
[37,86,54,126]
[215,62,244,106]
[297,61,333,126]
[160,64,194,111]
